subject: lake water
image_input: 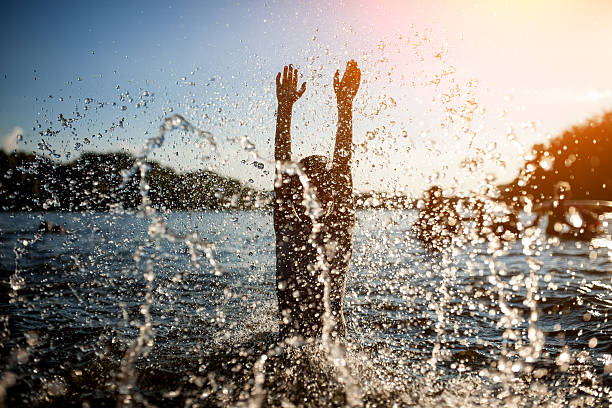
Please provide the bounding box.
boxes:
[1,210,612,407]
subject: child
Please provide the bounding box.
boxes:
[273,61,361,339]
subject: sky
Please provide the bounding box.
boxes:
[2,0,612,195]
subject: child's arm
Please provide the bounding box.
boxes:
[274,65,306,230]
[331,60,360,221]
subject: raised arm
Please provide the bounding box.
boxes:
[275,65,306,162]
[274,65,306,230]
[332,60,361,205]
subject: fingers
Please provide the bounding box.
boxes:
[344,60,361,89]
[346,60,359,77]
[279,64,307,97]
[282,64,298,88]
[333,70,340,91]
[281,64,302,89]
[346,60,359,75]
[292,67,299,89]
[297,82,306,97]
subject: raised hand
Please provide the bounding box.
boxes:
[334,60,361,107]
[276,64,307,108]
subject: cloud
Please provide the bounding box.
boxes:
[577,89,612,103]
[1,127,23,153]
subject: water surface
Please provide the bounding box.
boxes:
[1,210,611,407]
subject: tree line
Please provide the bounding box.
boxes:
[1,150,414,212]
[499,111,612,206]
[0,151,269,211]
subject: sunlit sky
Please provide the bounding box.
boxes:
[2,0,612,195]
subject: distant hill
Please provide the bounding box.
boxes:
[1,151,414,212]
[499,111,612,207]
[0,151,270,211]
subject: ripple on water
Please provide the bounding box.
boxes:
[1,211,612,406]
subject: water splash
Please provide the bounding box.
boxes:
[3,21,612,408]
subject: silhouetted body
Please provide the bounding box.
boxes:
[543,184,575,237]
[545,203,568,236]
[274,159,354,339]
[491,210,521,238]
[472,198,521,240]
[273,62,360,339]
[540,204,602,240]
[38,220,67,234]
[531,183,603,240]
[415,186,459,249]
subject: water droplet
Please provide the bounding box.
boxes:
[539,156,554,171]
[240,135,255,151]
[567,207,583,228]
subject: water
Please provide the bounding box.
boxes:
[2,210,612,407]
[3,3,611,405]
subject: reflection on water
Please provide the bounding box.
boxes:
[2,210,612,406]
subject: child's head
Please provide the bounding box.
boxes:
[289,155,334,213]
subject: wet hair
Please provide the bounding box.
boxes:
[289,155,333,206]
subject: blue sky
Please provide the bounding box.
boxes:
[2,0,612,194]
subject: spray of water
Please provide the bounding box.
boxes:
[3,22,612,407]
